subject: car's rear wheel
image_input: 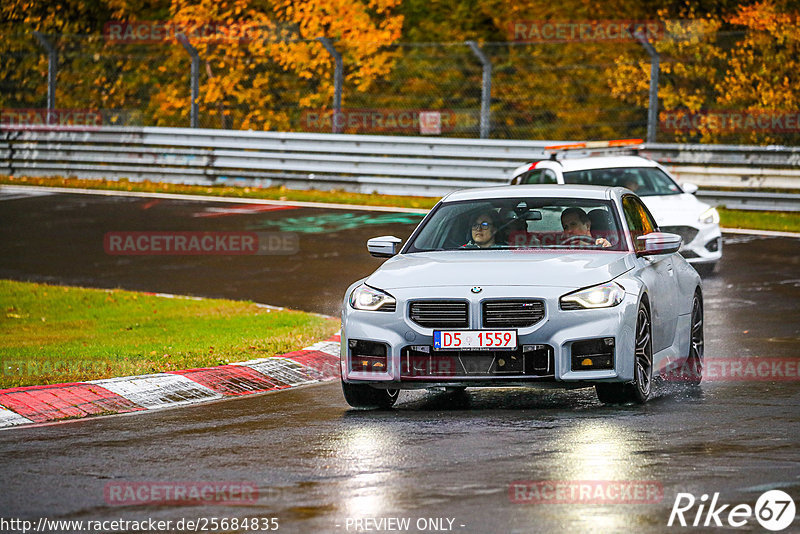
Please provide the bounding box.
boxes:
[596,301,653,404]
[341,382,399,409]
[683,291,704,386]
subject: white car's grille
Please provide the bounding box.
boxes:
[483,300,545,328]
[408,301,468,328]
[661,225,698,244]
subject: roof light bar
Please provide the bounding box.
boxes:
[544,139,644,152]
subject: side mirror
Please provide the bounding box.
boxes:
[367,236,402,258]
[682,183,699,195]
[636,232,682,256]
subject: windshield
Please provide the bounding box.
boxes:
[563,166,681,196]
[405,197,628,252]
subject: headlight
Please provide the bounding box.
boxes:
[349,284,396,312]
[698,207,719,225]
[560,282,624,310]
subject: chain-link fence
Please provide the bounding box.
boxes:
[2,26,798,146]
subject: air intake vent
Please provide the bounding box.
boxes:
[409,301,468,328]
[483,300,545,327]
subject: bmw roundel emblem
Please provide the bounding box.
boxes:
[471,286,482,294]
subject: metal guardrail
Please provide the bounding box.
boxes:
[1,126,799,209]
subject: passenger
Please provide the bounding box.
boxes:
[560,207,612,248]
[464,210,502,248]
[621,172,640,192]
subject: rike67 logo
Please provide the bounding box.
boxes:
[668,490,795,531]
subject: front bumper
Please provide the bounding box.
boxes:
[341,285,640,389]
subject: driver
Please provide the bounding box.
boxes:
[560,207,612,248]
[464,210,502,248]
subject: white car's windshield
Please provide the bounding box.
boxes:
[406,197,627,252]
[563,167,681,196]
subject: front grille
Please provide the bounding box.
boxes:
[662,225,698,245]
[409,301,468,328]
[400,345,554,378]
[483,300,545,327]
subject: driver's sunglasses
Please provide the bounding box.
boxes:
[471,221,494,231]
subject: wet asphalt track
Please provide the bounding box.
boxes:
[0,189,799,533]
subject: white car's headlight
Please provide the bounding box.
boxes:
[349,284,396,312]
[698,207,720,225]
[560,282,624,310]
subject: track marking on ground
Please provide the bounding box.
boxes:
[0,188,53,201]
[0,405,33,427]
[89,374,223,409]
[721,227,800,239]
[193,204,297,218]
[0,185,431,214]
[0,328,341,429]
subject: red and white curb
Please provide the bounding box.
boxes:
[0,335,341,429]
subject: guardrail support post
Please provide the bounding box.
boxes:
[32,31,57,122]
[317,37,343,134]
[467,41,492,139]
[635,29,660,143]
[176,33,200,128]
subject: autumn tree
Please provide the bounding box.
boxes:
[147,0,404,130]
[0,0,113,110]
[716,0,800,144]
[606,0,800,144]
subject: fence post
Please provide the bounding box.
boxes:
[176,33,200,128]
[635,28,660,143]
[317,37,343,134]
[32,31,57,123]
[466,41,492,139]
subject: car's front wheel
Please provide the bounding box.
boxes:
[683,291,704,386]
[596,300,653,404]
[341,382,399,409]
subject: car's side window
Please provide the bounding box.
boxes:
[637,201,657,234]
[519,168,557,185]
[541,169,557,184]
[519,170,541,184]
[622,195,647,251]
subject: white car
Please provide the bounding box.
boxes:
[509,152,722,273]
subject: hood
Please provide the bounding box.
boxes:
[366,251,635,290]
[640,194,711,227]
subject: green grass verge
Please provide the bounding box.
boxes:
[0,280,339,389]
[2,175,798,232]
[718,208,800,233]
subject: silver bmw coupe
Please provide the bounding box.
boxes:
[341,185,704,408]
